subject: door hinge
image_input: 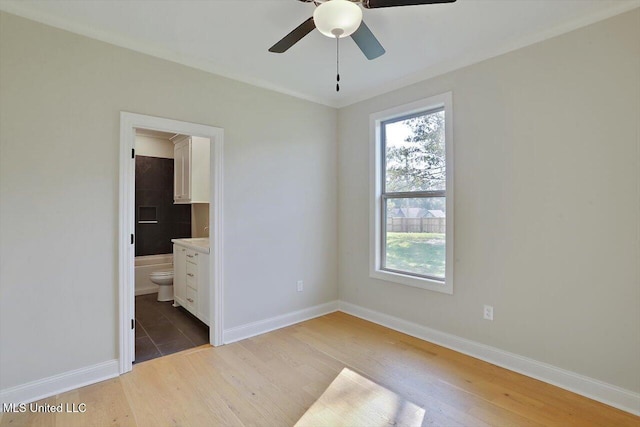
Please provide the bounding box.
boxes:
[131,234,134,244]
[131,319,134,330]
[131,148,135,159]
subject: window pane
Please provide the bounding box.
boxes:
[384,197,445,279]
[384,109,445,193]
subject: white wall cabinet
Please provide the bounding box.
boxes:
[173,139,190,202]
[172,242,210,326]
[173,135,210,204]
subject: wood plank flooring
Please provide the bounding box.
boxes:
[1,312,638,426]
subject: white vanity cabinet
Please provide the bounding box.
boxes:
[172,241,210,326]
[173,135,210,204]
[173,244,187,304]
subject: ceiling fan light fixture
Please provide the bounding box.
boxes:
[313,0,363,38]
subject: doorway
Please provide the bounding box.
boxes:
[133,129,207,363]
[119,112,224,374]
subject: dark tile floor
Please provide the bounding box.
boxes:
[134,293,209,364]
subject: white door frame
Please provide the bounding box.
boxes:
[118,112,224,374]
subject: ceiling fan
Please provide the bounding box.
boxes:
[269,0,457,61]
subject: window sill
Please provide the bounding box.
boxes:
[370,268,453,294]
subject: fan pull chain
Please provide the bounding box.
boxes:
[336,36,340,92]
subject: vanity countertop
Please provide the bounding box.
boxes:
[172,238,210,253]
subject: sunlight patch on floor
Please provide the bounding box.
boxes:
[295,367,425,427]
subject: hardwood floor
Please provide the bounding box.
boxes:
[1,312,638,426]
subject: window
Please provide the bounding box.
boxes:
[370,93,453,293]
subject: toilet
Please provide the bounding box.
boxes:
[149,269,174,302]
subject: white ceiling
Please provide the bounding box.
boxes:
[1,0,638,107]
[135,128,181,140]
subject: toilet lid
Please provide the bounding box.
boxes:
[151,269,173,277]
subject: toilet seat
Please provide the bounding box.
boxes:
[150,269,173,277]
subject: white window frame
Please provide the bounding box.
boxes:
[369,92,454,294]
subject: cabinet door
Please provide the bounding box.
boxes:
[183,139,191,200]
[174,140,191,202]
[173,245,187,304]
[174,143,183,201]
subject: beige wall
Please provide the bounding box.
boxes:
[135,134,174,159]
[192,203,209,238]
[1,6,638,398]
[337,9,640,393]
[0,12,338,389]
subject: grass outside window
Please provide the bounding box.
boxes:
[385,232,445,279]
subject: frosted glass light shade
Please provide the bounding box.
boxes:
[313,0,363,38]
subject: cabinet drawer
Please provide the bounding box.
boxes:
[186,261,197,289]
[185,249,198,263]
[185,287,197,313]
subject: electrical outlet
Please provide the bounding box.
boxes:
[483,305,494,321]
[297,280,304,292]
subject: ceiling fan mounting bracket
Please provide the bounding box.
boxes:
[298,0,363,4]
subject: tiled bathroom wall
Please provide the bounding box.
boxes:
[135,156,191,256]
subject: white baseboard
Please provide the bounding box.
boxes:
[0,359,119,407]
[339,301,640,416]
[223,300,339,344]
[0,301,338,408]
[2,303,637,417]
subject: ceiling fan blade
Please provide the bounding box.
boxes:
[363,0,456,8]
[351,21,385,60]
[269,17,316,53]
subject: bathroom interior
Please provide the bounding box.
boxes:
[134,128,211,363]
